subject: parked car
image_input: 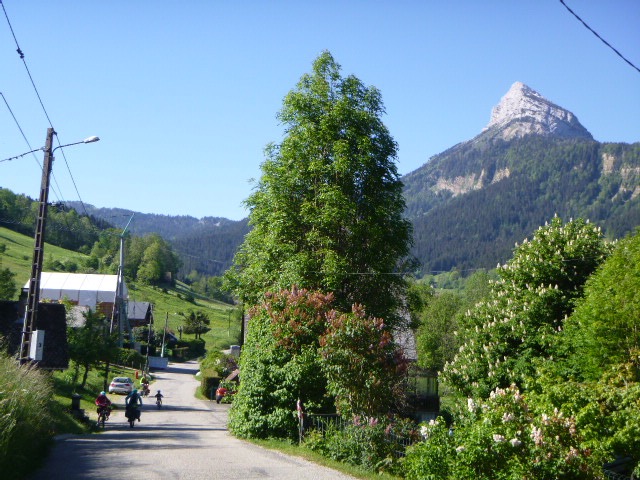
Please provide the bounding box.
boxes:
[108,377,134,394]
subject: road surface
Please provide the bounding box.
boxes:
[29,361,355,480]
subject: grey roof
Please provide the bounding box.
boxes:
[127,302,151,320]
[394,326,417,362]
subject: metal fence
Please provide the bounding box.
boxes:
[306,413,347,435]
[304,413,417,458]
[604,470,633,480]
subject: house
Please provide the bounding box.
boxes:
[395,326,440,421]
[22,272,127,316]
[0,300,69,369]
[127,301,153,328]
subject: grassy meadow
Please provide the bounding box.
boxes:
[0,225,241,351]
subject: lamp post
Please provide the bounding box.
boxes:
[19,128,99,364]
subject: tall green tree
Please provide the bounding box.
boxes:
[0,251,16,300]
[415,291,463,372]
[226,51,412,323]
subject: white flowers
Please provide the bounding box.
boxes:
[502,412,515,423]
[492,434,505,443]
[531,426,544,446]
[467,398,477,413]
[510,438,522,447]
[420,418,440,439]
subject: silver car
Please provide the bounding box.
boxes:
[108,377,134,394]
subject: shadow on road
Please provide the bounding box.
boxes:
[127,404,213,413]
[99,424,227,434]
[152,364,199,375]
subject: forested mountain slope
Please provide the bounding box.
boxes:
[64,203,250,277]
[65,83,640,279]
[404,137,640,273]
[403,82,639,274]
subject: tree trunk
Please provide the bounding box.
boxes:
[81,363,90,388]
[72,361,80,385]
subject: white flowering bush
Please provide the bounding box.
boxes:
[403,417,454,480]
[443,217,611,398]
[403,385,601,479]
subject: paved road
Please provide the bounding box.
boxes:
[29,361,355,480]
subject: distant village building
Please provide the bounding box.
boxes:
[127,301,153,328]
[22,272,127,316]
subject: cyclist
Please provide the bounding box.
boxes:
[95,391,112,419]
[155,390,164,406]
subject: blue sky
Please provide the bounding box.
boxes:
[1,1,638,221]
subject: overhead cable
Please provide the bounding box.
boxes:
[1,0,91,216]
[559,0,640,74]
[0,91,65,200]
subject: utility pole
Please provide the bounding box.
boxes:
[109,214,134,348]
[105,213,133,389]
[144,306,153,376]
[160,312,168,358]
[19,128,55,365]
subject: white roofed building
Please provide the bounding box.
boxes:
[23,272,128,316]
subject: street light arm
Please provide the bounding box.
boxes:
[52,136,99,154]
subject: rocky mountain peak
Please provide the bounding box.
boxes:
[481,81,593,141]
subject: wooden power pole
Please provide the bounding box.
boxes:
[19,128,55,364]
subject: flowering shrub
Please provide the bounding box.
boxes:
[403,385,602,479]
[404,418,453,480]
[304,415,418,475]
[442,217,611,398]
[319,304,408,417]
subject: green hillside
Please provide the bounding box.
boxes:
[0,226,88,297]
[0,226,240,352]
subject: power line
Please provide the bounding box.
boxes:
[0,92,41,163]
[559,0,640,74]
[0,0,91,216]
[0,92,67,202]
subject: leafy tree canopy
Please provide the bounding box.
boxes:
[0,250,16,300]
[226,51,412,324]
[560,228,640,380]
[180,310,211,339]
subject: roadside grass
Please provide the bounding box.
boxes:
[246,438,402,480]
[0,354,62,480]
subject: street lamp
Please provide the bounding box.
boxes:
[19,128,100,365]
